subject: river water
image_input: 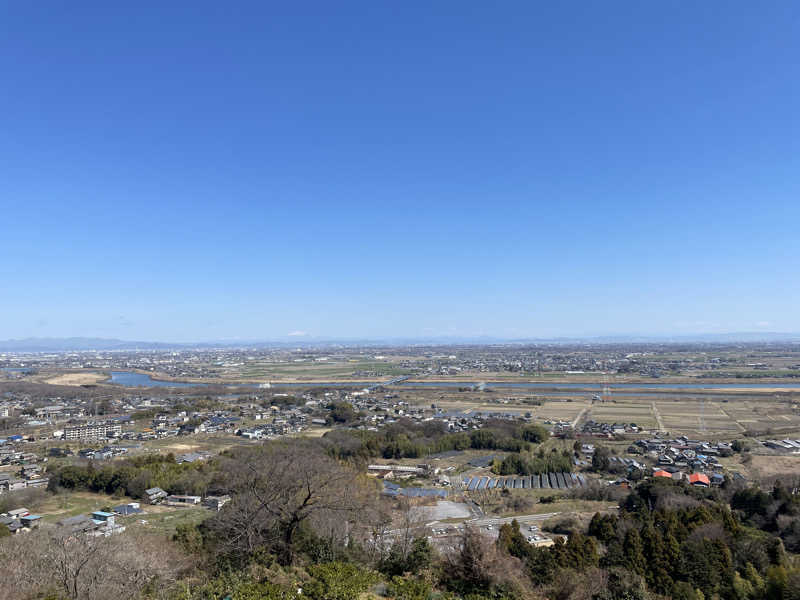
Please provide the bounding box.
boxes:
[108,371,800,393]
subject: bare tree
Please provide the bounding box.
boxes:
[394,496,429,558]
[0,528,190,600]
[48,533,104,599]
[365,498,394,566]
[470,487,498,514]
[441,525,532,597]
[207,438,376,564]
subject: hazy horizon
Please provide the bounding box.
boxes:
[2,331,800,350]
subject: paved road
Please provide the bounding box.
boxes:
[467,512,561,527]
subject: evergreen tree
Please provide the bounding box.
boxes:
[641,523,672,593]
[622,529,647,576]
[588,513,618,545]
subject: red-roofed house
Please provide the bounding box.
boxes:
[689,473,710,487]
[653,469,672,479]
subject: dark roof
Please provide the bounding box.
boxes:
[113,504,142,515]
[57,514,96,531]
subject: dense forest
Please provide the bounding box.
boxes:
[322,418,549,460]
[46,453,219,499]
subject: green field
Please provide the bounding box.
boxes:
[134,505,210,534]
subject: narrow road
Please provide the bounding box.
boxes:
[651,402,665,431]
[467,512,560,527]
[571,406,589,429]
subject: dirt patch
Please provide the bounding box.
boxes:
[419,501,472,521]
[157,443,200,451]
[746,454,800,480]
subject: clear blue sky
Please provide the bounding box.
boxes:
[2,2,799,341]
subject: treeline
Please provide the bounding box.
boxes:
[706,371,800,379]
[494,446,573,475]
[47,453,220,499]
[731,480,800,553]
[495,477,799,599]
[322,418,549,461]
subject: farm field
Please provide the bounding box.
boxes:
[653,397,800,437]
[397,387,800,437]
[717,452,800,484]
[720,399,800,432]
[589,401,657,430]
[534,400,589,424]
[409,393,589,425]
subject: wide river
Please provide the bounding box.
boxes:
[108,371,800,393]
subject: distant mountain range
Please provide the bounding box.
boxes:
[0,337,184,352]
[0,333,799,352]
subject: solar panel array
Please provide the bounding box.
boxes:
[462,473,586,491]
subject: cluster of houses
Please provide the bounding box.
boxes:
[0,448,48,493]
[55,511,126,537]
[1,508,42,534]
[651,470,723,487]
[79,445,129,460]
[581,420,642,436]
[0,434,27,446]
[237,407,309,439]
[2,503,133,538]
[135,411,240,439]
[1,444,40,466]
[617,437,743,489]
[1,471,48,494]
[1,491,233,537]
[634,437,732,471]
[573,438,740,490]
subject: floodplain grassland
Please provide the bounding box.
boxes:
[203,357,415,382]
[33,370,107,386]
